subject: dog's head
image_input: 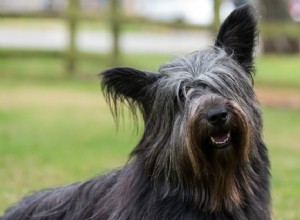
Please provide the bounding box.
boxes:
[101,5,261,211]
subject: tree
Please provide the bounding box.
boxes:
[256,0,299,53]
[257,0,290,21]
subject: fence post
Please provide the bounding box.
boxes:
[110,0,121,66]
[67,0,79,75]
[212,0,221,34]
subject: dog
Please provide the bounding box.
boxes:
[1,4,270,220]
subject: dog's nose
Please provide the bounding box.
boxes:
[206,108,228,126]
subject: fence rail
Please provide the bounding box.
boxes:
[0,0,219,75]
[1,0,299,75]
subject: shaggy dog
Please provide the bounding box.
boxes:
[2,5,270,220]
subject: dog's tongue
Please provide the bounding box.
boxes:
[212,132,228,142]
[211,132,230,144]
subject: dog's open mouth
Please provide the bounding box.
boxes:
[210,131,231,149]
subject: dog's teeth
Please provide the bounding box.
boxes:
[211,137,228,144]
[210,132,230,145]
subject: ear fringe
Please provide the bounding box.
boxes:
[100,76,140,130]
[100,67,159,130]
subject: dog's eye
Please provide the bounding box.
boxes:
[178,88,185,101]
[174,88,186,109]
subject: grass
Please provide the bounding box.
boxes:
[256,55,300,88]
[0,17,161,33]
[0,84,140,210]
[0,54,300,88]
[264,108,300,220]
[0,55,300,219]
[0,53,171,82]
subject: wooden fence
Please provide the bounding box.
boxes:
[0,0,299,75]
[0,0,222,75]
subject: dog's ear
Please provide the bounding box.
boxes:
[101,67,159,120]
[215,4,257,74]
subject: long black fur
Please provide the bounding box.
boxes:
[1,5,271,220]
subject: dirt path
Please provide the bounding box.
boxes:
[256,86,300,110]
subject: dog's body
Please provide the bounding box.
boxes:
[2,5,271,220]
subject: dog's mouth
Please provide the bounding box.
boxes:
[210,131,231,149]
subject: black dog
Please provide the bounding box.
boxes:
[1,5,270,220]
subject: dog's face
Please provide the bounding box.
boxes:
[101,5,261,211]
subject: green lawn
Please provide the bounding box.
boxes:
[0,54,299,88]
[256,55,300,88]
[0,53,170,82]
[0,55,300,219]
[0,84,139,209]
[264,108,300,220]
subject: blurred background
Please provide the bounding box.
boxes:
[0,0,299,219]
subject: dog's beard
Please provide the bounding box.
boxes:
[143,95,253,212]
[184,99,252,211]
